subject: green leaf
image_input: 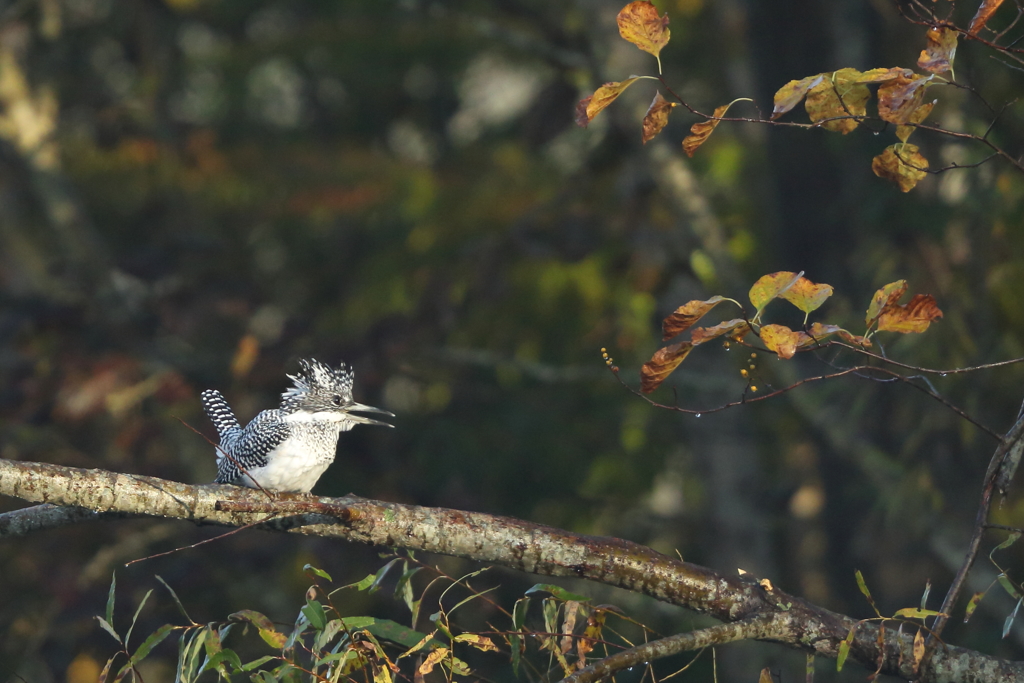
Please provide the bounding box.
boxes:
[314,619,344,652]
[395,566,421,614]
[340,616,445,650]
[96,616,122,644]
[130,623,176,664]
[998,573,1022,600]
[240,655,278,672]
[836,624,856,671]
[304,564,333,582]
[369,558,404,593]
[964,591,985,623]
[512,598,530,630]
[204,648,243,674]
[994,531,1022,553]
[156,575,194,625]
[525,584,591,602]
[125,589,153,646]
[1004,597,1022,639]
[855,570,881,617]
[339,574,376,592]
[106,571,117,627]
[303,601,328,631]
[893,607,944,620]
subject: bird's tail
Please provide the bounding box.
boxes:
[200,389,241,439]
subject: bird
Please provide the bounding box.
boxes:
[200,358,393,493]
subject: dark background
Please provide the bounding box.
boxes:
[2,0,1024,680]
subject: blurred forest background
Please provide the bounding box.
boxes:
[2,0,1024,680]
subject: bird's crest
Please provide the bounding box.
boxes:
[281,359,355,409]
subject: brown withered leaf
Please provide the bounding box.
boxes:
[749,271,803,313]
[642,91,678,144]
[805,68,869,134]
[896,100,936,142]
[878,73,932,125]
[663,295,727,340]
[641,341,694,393]
[838,329,872,347]
[760,324,800,359]
[617,1,670,61]
[872,143,928,192]
[780,276,834,315]
[877,293,943,333]
[758,668,773,683]
[918,26,957,74]
[682,102,736,157]
[866,280,908,328]
[575,78,641,128]
[771,74,824,120]
[969,0,1006,35]
[691,318,750,345]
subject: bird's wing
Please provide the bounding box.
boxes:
[214,410,291,484]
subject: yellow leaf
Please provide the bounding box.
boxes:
[912,628,925,674]
[872,143,928,192]
[877,294,943,333]
[856,67,909,83]
[642,91,678,144]
[866,280,907,328]
[416,647,448,683]
[454,633,499,652]
[617,1,671,62]
[749,271,802,312]
[918,26,957,74]
[805,69,869,134]
[771,74,824,120]
[231,334,260,379]
[575,78,641,128]
[896,100,935,142]
[760,324,800,359]
[662,295,727,340]
[640,341,693,393]
[759,667,773,683]
[780,276,834,315]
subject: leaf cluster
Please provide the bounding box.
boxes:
[576,1,1017,192]
[640,273,943,394]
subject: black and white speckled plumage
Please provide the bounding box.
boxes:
[201,359,393,493]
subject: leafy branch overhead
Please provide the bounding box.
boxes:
[640,273,942,393]
[577,1,1022,192]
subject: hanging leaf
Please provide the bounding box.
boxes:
[805,69,870,134]
[877,294,943,333]
[780,276,834,316]
[912,628,925,674]
[866,280,908,328]
[662,295,728,340]
[576,78,642,128]
[691,318,750,345]
[749,271,803,313]
[968,0,1006,35]
[760,324,801,359]
[964,591,985,623]
[872,143,928,192]
[642,91,678,144]
[896,100,936,143]
[617,2,671,63]
[918,26,957,74]
[893,607,945,620]
[682,101,740,157]
[771,74,824,120]
[640,341,694,393]
[878,73,932,125]
[794,323,845,350]
[837,625,856,671]
[838,329,872,347]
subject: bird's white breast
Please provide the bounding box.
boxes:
[240,438,335,493]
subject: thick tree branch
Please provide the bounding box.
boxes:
[0,458,1021,683]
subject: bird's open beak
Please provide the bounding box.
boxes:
[346,402,395,427]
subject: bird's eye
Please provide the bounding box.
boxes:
[332,394,343,406]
